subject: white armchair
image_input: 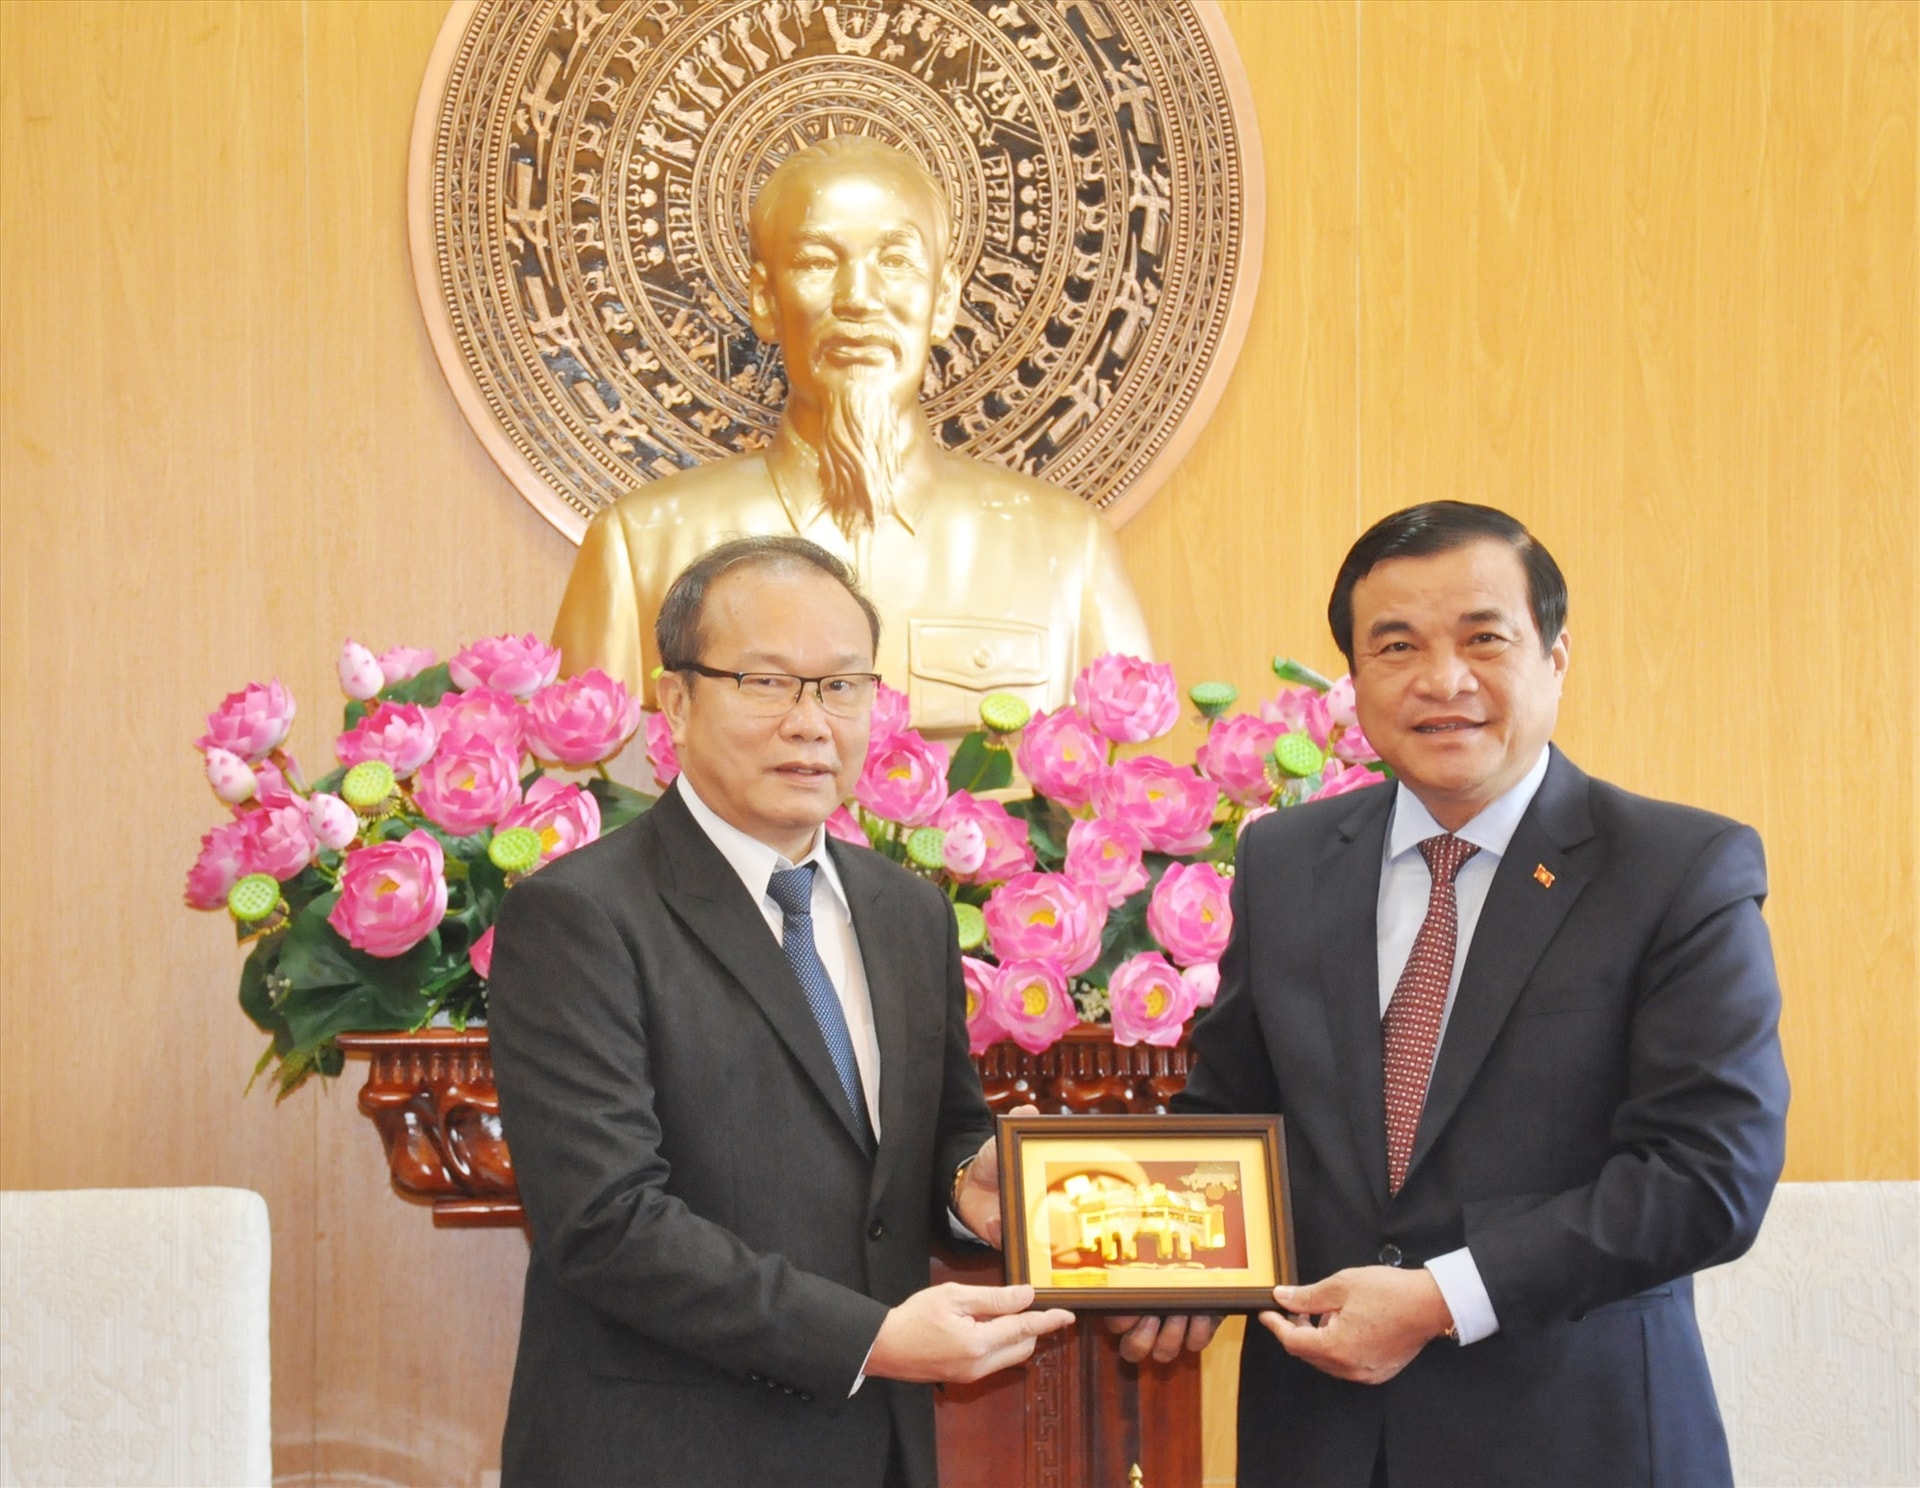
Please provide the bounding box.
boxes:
[1696,1180,1919,1488]
[0,1187,271,1488]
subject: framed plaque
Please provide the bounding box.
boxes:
[999,1113,1295,1311]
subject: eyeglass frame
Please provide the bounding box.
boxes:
[666,661,883,717]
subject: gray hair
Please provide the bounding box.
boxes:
[655,535,882,667]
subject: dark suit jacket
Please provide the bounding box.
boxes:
[487,783,993,1488]
[1179,748,1788,1488]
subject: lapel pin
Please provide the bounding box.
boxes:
[1533,864,1556,888]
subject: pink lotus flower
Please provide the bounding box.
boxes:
[1196,714,1284,807]
[855,730,949,826]
[943,817,986,877]
[524,670,642,768]
[933,792,1035,885]
[1108,952,1199,1047]
[198,680,296,763]
[435,687,528,760]
[335,701,439,778]
[989,958,1079,1054]
[984,872,1106,976]
[252,756,301,807]
[1014,707,1108,810]
[1312,761,1389,801]
[1147,862,1233,966]
[184,821,250,910]
[204,746,257,805]
[328,829,448,958]
[378,646,438,687]
[337,639,384,702]
[1073,653,1180,744]
[306,792,358,852]
[1064,817,1149,908]
[962,956,1011,1055]
[1332,720,1381,765]
[238,801,316,882]
[1263,686,1333,748]
[414,740,521,836]
[469,925,495,980]
[1093,757,1220,856]
[825,804,867,847]
[500,777,602,863]
[1324,675,1358,730]
[449,634,560,699]
[644,711,680,788]
[871,681,912,739]
[1183,961,1222,1009]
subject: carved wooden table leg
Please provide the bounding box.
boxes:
[337,1031,523,1228]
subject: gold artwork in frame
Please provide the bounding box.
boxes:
[998,1113,1295,1311]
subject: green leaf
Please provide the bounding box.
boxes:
[587,777,655,834]
[1009,796,1072,869]
[383,662,457,708]
[278,962,437,1053]
[1085,886,1159,987]
[946,732,1013,794]
[236,939,291,1043]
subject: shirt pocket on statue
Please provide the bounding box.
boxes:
[907,619,1050,733]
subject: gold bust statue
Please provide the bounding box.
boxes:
[552,137,1152,732]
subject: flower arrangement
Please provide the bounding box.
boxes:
[185,636,651,1096]
[643,653,1392,1058]
[189,638,1388,1096]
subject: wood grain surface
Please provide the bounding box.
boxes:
[2,4,1911,1485]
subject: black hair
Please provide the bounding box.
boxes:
[1327,502,1567,667]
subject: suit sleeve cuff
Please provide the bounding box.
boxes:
[1425,1248,1499,1345]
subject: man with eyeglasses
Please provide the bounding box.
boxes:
[488,534,1073,1488]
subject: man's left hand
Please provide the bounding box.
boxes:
[953,1104,1037,1248]
[1259,1266,1455,1385]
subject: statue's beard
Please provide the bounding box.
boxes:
[814,355,911,540]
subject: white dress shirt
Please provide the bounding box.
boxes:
[1376,745,1551,1345]
[676,776,881,1136]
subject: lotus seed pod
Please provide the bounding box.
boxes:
[1272,732,1326,779]
[488,826,542,874]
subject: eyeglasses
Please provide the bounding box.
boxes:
[670,662,881,718]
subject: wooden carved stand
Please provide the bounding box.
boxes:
[339,1025,1202,1488]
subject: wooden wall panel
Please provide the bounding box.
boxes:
[1,4,1912,1486]
[1355,0,1916,1184]
[0,0,328,1470]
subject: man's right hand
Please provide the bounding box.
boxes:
[1105,1313,1220,1364]
[866,1283,1075,1384]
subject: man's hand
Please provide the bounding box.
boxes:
[953,1103,1038,1248]
[1258,1266,1454,1385]
[1105,1313,1220,1364]
[866,1283,1075,1384]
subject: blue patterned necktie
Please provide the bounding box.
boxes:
[765,864,874,1151]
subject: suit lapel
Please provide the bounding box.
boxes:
[833,839,912,1193]
[1404,749,1594,1184]
[652,787,875,1157]
[1315,785,1396,1210]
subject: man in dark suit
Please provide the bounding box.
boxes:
[1120,502,1788,1487]
[488,535,1072,1488]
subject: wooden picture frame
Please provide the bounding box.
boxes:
[997,1113,1295,1311]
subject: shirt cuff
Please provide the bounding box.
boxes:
[1425,1248,1499,1345]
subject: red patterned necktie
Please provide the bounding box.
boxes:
[1383,833,1480,1193]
